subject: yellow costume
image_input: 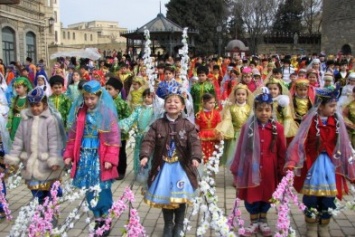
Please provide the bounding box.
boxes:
[343,100,355,147]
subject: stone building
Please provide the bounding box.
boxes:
[59,21,127,50]
[0,0,57,66]
[322,0,355,55]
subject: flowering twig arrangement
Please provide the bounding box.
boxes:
[227,198,245,235]
[142,27,155,92]
[271,170,306,237]
[28,181,61,237]
[126,126,138,149]
[0,173,12,220]
[179,27,189,89]
[183,141,236,236]
[9,198,39,236]
[6,162,24,190]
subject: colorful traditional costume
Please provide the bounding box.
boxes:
[290,79,315,124]
[64,80,120,228]
[6,77,33,141]
[285,86,355,236]
[216,84,253,165]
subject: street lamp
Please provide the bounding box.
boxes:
[216,25,222,56]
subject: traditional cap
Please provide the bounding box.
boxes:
[106,77,123,91]
[27,87,45,104]
[49,75,64,87]
[252,68,261,76]
[83,80,102,94]
[348,72,355,80]
[266,77,283,85]
[14,77,33,90]
[157,80,184,99]
[196,65,209,75]
[312,58,320,64]
[267,62,275,68]
[298,69,307,74]
[295,78,310,87]
[37,75,46,79]
[255,87,273,104]
[242,67,252,74]
[315,84,340,102]
[319,52,326,57]
[132,76,145,86]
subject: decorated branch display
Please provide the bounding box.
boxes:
[179,27,190,89]
[142,27,155,92]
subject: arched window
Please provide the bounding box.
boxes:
[26,31,36,62]
[2,27,16,66]
[84,33,87,41]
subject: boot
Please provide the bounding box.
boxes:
[258,213,272,237]
[318,219,331,237]
[242,214,259,237]
[173,204,186,237]
[162,208,174,237]
[305,217,318,237]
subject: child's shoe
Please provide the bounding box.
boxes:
[242,222,259,236]
[258,222,272,237]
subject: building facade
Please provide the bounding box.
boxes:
[322,0,355,55]
[0,0,56,66]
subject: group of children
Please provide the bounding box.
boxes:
[0,54,355,237]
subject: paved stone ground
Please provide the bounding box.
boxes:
[1,148,355,237]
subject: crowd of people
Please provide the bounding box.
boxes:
[0,51,355,237]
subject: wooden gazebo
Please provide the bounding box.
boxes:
[121,13,198,58]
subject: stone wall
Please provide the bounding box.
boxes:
[257,43,321,55]
[322,0,355,55]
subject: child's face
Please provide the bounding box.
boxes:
[267,84,280,98]
[242,74,252,84]
[290,75,297,82]
[51,84,63,96]
[308,74,317,84]
[84,93,99,110]
[254,75,261,81]
[273,72,282,79]
[319,101,337,117]
[143,94,154,105]
[324,80,332,86]
[340,65,347,71]
[105,85,119,98]
[30,102,46,116]
[15,85,27,96]
[255,103,272,124]
[203,98,216,111]
[296,86,308,97]
[312,63,320,70]
[349,80,355,86]
[21,70,29,77]
[164,70,174,81]
[235,89,247,104]
[197,73,207,82]
[121,67,128,74]
[37,78,45,86]
[298,73,306,79]
[132,82,140,90]
[73,72,80,82]
[164,95,185,116]
[213,69,219,74]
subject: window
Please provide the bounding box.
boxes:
[73,32,75,40]
[55,31,58,43]
[54,11,57,23]
[2,27,16,66]
[63,31,65,39]
[67,31,70,39]
[90,34,93,41]
[26,31,36,62]
[84,33,87,41]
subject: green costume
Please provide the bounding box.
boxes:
[113,95,131,140]
[190,81,216,113]
[7,77,33,141]
[49,94,72,128]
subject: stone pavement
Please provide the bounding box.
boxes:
[1,148,355,237]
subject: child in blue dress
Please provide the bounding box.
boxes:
[63,80,120,236]
[140,88,202,237]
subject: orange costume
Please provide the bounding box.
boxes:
[195,109,222,163]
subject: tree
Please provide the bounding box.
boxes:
[273,0,304,33]
[302,0,322,34]
[166,0,226,56]
[231,0,281,54]
[226,1,245,40]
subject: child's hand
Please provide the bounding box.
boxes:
[104,162,112,169]
[140,157,148,167]
[192,159,199,168]
[51,165,60,171]
[64,158,72,166]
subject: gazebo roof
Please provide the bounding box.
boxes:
[136,13,184,33]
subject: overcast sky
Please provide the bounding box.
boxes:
[60,0,170,30]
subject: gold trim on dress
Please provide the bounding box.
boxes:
[162,155,179,163]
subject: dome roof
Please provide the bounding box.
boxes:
[226,39,249,51]
[135,13,184,33]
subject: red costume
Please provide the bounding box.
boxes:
[290,116,348,199]
[231,122,286,203]
[222,80,238,100]
[195,109,222,163]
